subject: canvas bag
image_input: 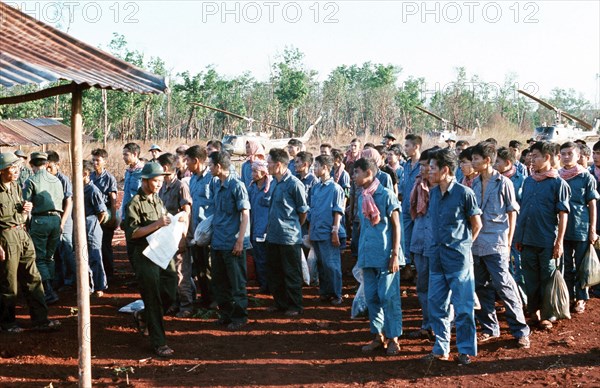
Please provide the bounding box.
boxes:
[541,258,571,320]
[579,244,600,288]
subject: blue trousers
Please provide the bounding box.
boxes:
[413,253,430,330]
[312,240,342,299]
[509,244,528,306]
[428,265,477,356]
[252,241,269,290]
[362,267,402,339]
[474,253,529,339]
[86,216,107,292]
[521,245,556,318]
[55,220,76,287]
[563,240,589,301]
[401,212,414,265]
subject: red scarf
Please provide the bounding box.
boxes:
[462,173,478,188]
[345,150,360,165]
[361,178,381,226]
[502,165,517,179]
[334,163,346,184]
[559,164,587,181]
[409,175,430,220]
[531,168,559,182]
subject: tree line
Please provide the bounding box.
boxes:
[1,33,597,145]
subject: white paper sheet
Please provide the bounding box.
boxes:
[143,211,187,269]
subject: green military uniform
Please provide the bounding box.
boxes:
[124,185,177,350]
[0,153,51,331]
[22,153,64,285]
[16,164,32,189]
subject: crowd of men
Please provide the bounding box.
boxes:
[1,133,598,362]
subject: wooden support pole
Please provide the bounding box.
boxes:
[71,84,92,388]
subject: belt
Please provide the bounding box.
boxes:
[34,211,61,217]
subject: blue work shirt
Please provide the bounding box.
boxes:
[376,170,394,192]
[410,210,433,256]
[331,168,351,196]
[563,171,599,241]
[248,177,273,241]
[121,162,143,220]
[241,160,253,188]
[308,179,345,241]
[56,171,73,228]
[84,181,107,217]
[401,160,420,210]
[429,180,482,273]
[189,167,217,230]
[266,170,309,245]
[91,169,118,208]
[506,170,526,205]
[455,167,464,184]
[299,173,318,204]
[471,171,519,257]
[515,160,528,177]
[589,165,600,230]
[357,184,401,268]
[393,165,404,197]
[288,159,297,177]
[211,174,251,251]
[514,175,570,248]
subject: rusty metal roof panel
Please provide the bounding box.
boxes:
[0,119,66,145]
[23,118,71,142]
[0,122,36,146]
[0,2,168,95]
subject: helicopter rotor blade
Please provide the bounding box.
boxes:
[415,106,444,122]
[448,122,465,130]
[560,111,593,130]
[517,89,558,112]
[193,101,291,132]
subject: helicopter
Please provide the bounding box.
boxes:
[191,102,321,156]
[415,106,465,142]
[517,89,600,143]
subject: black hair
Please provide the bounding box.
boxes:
[471,141,497,163]
[496,146,516,164]
[269,148,289,165]
[320,143,332,150]
[374,145,387,155]
[459,146,474,161]
[420,146,440,162]
[353,157,378,176]
[530,141,557,158]
[456,140,470,148]
[208,150,231,170]
[295,151,313,165]
[579,143,591,157]
[560,141,579,151]
[287,138,302,147]
[185,145,207,162]
[206,140,223,151]
[404,133,423,146]
[46,150,60,163]
[315,155,334,170]
[431,148,457,175]
[484,138,498,146]
[91,148,108,159]
[363,142,376,149]
[157,153,177,171]
[123,142,140,155]
[350,138,361,144]
[175,145,189,155]
[593,140,600,152]
[520,149,530,163]
[331,148,344,161]
[508,140,523,149]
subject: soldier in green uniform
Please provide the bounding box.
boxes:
[0,152,60,332]
[22,152,64,304]
[124,162,179,357]
[14,150,32,189]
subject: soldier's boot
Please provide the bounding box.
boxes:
[43,280,59,305]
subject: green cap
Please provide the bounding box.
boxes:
[14,150,27,158]
[0,152,20,170]
[30,151,48,161]
[140,162,168,179]
[149,144,161,151]
[383,132,396,140]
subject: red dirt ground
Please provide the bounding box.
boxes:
[2,230,600,386]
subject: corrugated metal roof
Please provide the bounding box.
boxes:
[0,2,168,94]
[0,118,92,146]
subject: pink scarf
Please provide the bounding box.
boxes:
[361,149,382,167]
[531,168,559,182]
[334,163,346,183]
[559,164,587,181]
[361,178,381,226]
[462,174,478,188]
[246,140,265,162]
[388,161,401,171]
[252,160,271,193]
[345,150,360,165]
[502,165,517,179]
[409,175,429,220]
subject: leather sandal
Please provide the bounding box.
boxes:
[362,336,386,352]
[154,345,174,358]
